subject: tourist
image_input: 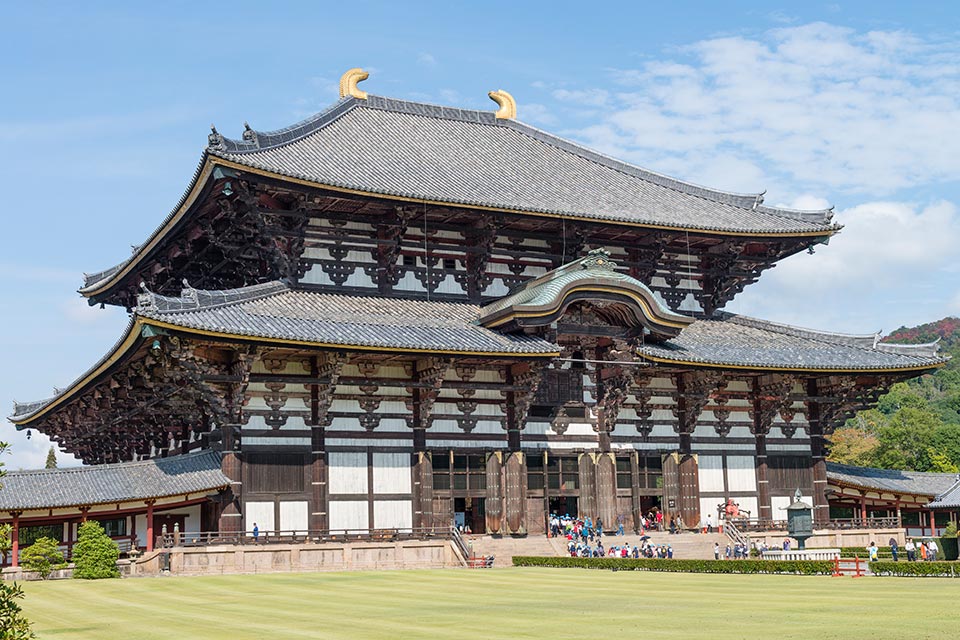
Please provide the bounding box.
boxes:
[927,539,938,562]
[905,538,916,562]
[676,514,685,533]
[655,510,664,531]
[714,542,720,560]
[889,538,899,562]
[725,543,732,560]
[867,541,878,562]
[252,522,259,542]
[617,514,625,537]
[706,513,714,534]
[919,539,928,561]
[669,517,676,535]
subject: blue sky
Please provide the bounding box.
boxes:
[2,1,959,469]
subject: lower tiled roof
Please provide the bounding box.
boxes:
[137,282,560,355]
[0,450,229,510]
[927,478,960,509]
[637,314,946,371]
[827,462,958,498]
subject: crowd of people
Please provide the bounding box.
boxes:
[549,513,678,559]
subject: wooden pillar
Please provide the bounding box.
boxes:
[79,506,90,523]
[895,500,902,528]
[412,452,434,532]
[929,510,936,536]
[145,501,155,552]
[756,435,771,522]
[806,379,830,525]
[218,424,244,534]
[10,512,20,568]
[860,496,868,523]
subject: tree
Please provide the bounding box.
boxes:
[0,582,35,639]
[0,524,12,566]
[19,537,63,580]
[72,521,120,580]
[44,447,56,470]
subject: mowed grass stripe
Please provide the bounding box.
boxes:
[20,568,960,639]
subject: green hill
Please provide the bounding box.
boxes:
[827,317,960,472]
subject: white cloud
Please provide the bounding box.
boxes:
[417,52,438,67]
[735,199,960,332]
[559,22,960,197]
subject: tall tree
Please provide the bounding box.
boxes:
[44,447,57,470]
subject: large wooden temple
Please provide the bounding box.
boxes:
[8,69,946,551]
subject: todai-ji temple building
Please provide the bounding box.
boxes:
[6,69,951,559]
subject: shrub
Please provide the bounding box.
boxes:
[511,556,834,575]
[19,537,63,580]
[943,521,958,538]
[0,581,35,639]
[870,561,959,577]
[72,522,120,580]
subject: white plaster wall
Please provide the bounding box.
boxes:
[328,452,368,494]
[329,501,369,531]
[279,501,309,534]
[726,456,758,493]
[245,501,275,533]
[374,500,413,531]
[372,452,411,494]
[698,455,725,492]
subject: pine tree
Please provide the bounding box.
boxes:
[44,447,56,469]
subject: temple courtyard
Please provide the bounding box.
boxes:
[20,568,957,639]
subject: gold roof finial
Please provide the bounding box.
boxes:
[339,68,369,100]
[488,89,517,119]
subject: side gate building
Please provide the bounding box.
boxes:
[6,70,946,557]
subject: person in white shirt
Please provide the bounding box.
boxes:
[927,539,938,562]
[904,538,916,562]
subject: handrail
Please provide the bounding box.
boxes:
[154,527,467,552]
[724,518,750,548]
[449,527,471,566]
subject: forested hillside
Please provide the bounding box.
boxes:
[827,317,960,472]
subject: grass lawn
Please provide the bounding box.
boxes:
[19,568,958,639]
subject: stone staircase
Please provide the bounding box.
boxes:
[463,534,567,567]
[464,530,723,565]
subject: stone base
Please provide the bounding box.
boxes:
[762,548,840,561]
[128,539,465,577]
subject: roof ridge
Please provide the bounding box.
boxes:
[211,96,360,153]
[722,314,881,348]
[137,280,290,314]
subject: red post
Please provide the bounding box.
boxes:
[146,501,155,552]
[929,510,936,537]
[831,555,842,578]
[860,497,867,524]
[10,512,20,568]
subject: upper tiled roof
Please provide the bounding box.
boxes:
[927,477,960,509]
[827,462,958,498]
[0,450,229,510]
[136,281,559,355]
[637,314,947,371]
[209,95,837,236]
[81,92,839,296]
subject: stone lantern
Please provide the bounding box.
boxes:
[785,488,814,550]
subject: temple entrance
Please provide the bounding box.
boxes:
[454,497,485,534]
[549,496,578,519]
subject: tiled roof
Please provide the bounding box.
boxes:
[0,450,229,510]
[637,314,947,371]
[927,478,960,509]
[211,95,837,235]
[827,462,959,498]
[136,281,560,355]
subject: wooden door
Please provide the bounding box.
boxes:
[678,453,701,528]
[578,453,597,522]
[413,452,434,532]
[595,453,617,530]
[485,452,503,534]
[504,452,527,534]
[662,453,681,521]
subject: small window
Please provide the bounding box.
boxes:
[402,254,416,267]
[97,518,127,537]
[443,258,456,270]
